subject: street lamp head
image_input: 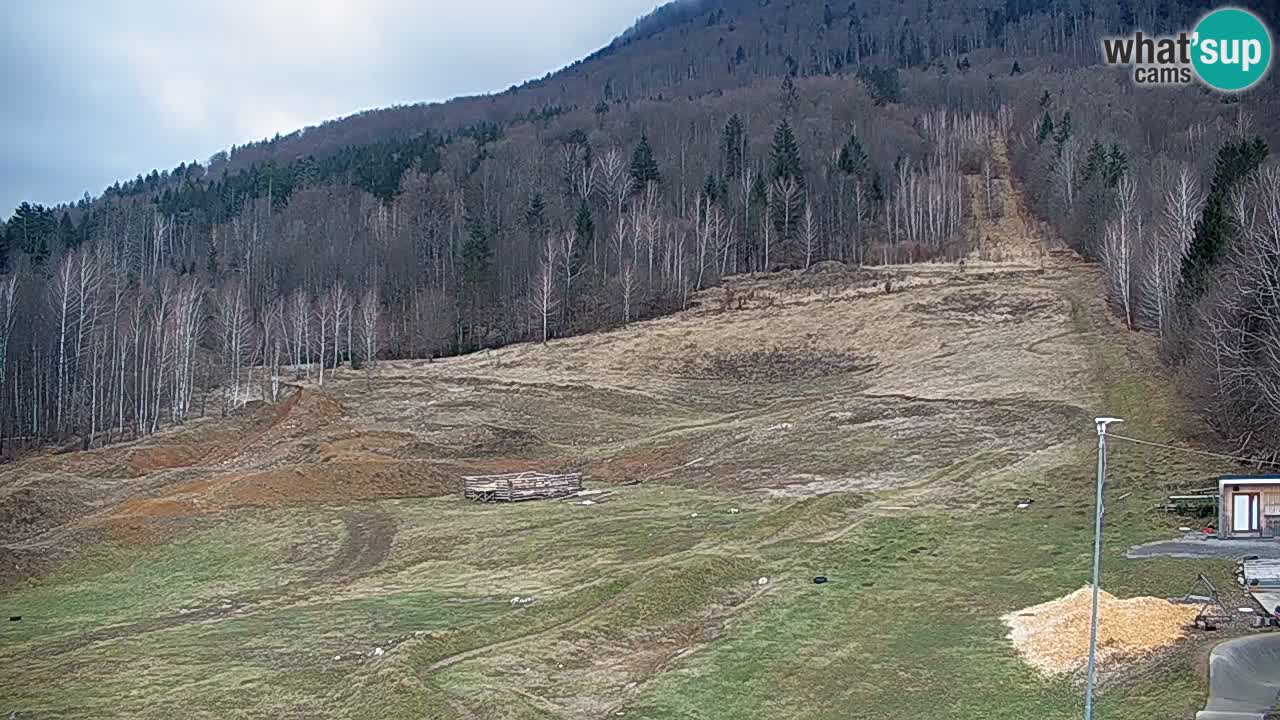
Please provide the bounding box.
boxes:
[1094,417,1124,435]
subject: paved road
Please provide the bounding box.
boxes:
[1127,535,1280,560]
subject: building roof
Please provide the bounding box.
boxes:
[1220,475,1280,489]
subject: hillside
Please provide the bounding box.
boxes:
[3,0,1280,458]
[3,5,1280,714]
[0,146,1252,718]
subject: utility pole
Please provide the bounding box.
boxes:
[1085,417,1123,720]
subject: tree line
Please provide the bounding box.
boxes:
[4,0,1275,455]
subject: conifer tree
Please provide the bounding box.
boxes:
[722,114,745,179]
[1181,137,1269,297]
[630,134,660,189]
[770,120,804,186]
[1037,112,1055,144]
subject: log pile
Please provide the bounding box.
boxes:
[462,472,583,502]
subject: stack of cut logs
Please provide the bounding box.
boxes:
[462,472,582,502]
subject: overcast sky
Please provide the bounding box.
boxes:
[0,0,663,214]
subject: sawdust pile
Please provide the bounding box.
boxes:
[1003,586,1200,676]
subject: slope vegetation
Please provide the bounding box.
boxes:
[0,161,1242,719]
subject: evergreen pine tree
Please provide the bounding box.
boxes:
[1105,145,1129,187]
[1081,142,1108,185]
[206,239,220,278]
[58,212,77,249]
[722,114,745,179]
[1181,137,1270,297]
[837,134,869,179]
[1054,111,1072,148]
[770,120,804,186]
[629,134,661,189]
[525,192,547,236]
[780,75,799,116]
[462,207,493,288]
[573,200,595,269]
[749,169,769,210]
[1037,112,1055,144]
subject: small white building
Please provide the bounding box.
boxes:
[1219,475,1280,539]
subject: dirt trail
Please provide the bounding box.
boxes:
[967,132,1046,263]
[323,510,398,580]
[31,506,398,658]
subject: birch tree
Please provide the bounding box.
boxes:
[326,281,349,375]
[801,202,819,269]
[217,279,254,410]
[48,250,81,435]
[620,262,636,323]
[169,278,204,423]
[531,235,557,343]
[0,274,18,400]
[1143,165,1204,336]
[1102,176,1139,329]
[287,288,310,377]
[358,286,380,388]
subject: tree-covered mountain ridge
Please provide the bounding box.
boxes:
[3,0,1280,459]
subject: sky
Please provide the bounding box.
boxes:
[0,0,664,215]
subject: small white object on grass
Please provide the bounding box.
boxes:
[1179,527,1192,532]
[334,655,342,661]
[1016,502,1031,509]
[577,500,596,506]
[729,508,740,514]
[757,577,769,586]
[370,647,385,657]
[690,512,699,518]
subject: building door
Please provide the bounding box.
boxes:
[1233,493,1260,533]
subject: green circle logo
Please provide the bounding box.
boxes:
[1192,7,1273,91]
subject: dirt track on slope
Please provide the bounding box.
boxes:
[34,506,399,657]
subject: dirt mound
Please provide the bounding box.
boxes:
[907,290,1059,324]
[805,260,848,275]
[1003,586,1200,676]
[124,444,213,476]
[102,459,456,543]
[0,479,103,545]
[687,346,875,382]
[203,387,347,467]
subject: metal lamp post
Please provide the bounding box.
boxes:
[1085,417,1123,720]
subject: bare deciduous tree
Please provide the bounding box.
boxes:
[1142,165,1204,337]
[1102,176,1139,329]
[531,235,558,344]
[357,286,381,388]
[217,279,255,411]
[801,202,819,269]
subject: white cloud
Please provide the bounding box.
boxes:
[0,0,663,211]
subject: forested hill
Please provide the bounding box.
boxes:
[2,0,1280,456]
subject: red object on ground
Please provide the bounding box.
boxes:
[1204,526,1215,534]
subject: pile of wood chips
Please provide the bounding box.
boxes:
[1003,586,1201,676]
